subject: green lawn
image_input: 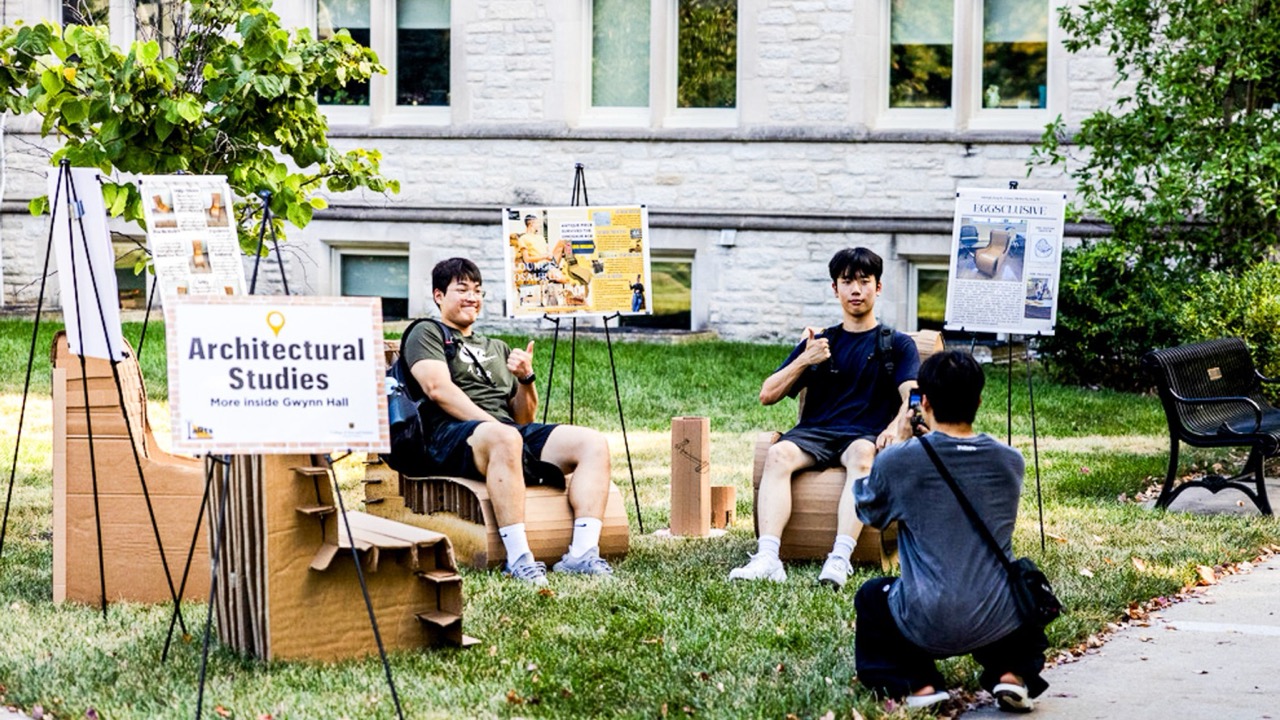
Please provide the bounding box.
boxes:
[0,317,1276,718]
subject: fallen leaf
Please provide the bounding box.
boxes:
[1092,534,1105,543]
[537,587,555,598]
[1079,466,1091,474]
[526,662,538,673]
[258,715,274,720]
[213,708,230,719]
[660,702,668,718]
[693,671,710,682]
[1046,532,1068,544]
[32,707,44,720]
[852,711,866,720]
[505,690,523,705]
[818,713,835,720]
[786,714,800,720]
[682,705,695,715]
[560,688,573,698]
[642,637,664,645]
[488,645,497,656]
[1195,565,1218,586]
[775,663,786,674]
[1079,567,1094,578]
[715,682,724,692]
[1131,557,1147,572]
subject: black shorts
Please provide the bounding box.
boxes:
[777,426,877,470]
[425,419,560,485]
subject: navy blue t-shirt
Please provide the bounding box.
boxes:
[778,325,920,437]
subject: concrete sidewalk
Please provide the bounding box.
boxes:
[965,481,1280,719]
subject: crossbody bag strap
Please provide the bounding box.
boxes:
[917,435,1016,575]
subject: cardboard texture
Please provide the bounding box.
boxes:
[365,459,630,570]
[670,416,712,537]
[710,486,736,529]
[210,454,472,662]
[749,331,943,567]
[51,332,209,605]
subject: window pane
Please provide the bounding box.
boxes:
[592,0,651,107]
[398,0,450,106]
[62,0,108,26]
[620,261,692,330]
[982,0,1048,109]
[915,268,948,332]
[889,0,953,108]
[677,0,736,109]
[318,0,371,105]
[341,255,410,320]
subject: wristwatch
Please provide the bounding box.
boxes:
[517,372,537,385]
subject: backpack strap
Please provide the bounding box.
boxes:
[397,318,457,400]
[877,325,896,377]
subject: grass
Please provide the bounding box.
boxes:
[1,317,1278,718]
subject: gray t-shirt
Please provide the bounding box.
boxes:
[854,432,1025,655]
[402,321,517,424]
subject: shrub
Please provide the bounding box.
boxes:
[1038,240,1187,391]
[1176,261,1280,398]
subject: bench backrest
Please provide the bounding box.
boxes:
[1142,337,1270,436]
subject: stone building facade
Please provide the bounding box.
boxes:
[0,0,1117,341]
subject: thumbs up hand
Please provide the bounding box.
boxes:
[800,327,831,368]
[509,340,535,380]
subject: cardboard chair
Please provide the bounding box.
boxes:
[974,230,1011,278]
[51,331,210,605]
[211,454,475,661]
[365,339,630,569]
[751,330,944,568]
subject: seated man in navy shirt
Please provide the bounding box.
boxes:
[730,247,920,590]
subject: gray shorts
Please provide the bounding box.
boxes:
[777,426,877,470]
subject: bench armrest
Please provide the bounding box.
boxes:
[1256,368,1279,385]
[1167,388,1263,433]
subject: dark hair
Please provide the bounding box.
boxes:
[917,350,984,424]
[432,257,483,297]
[828,247,883,283]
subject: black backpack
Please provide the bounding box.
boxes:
[385,318,455,474]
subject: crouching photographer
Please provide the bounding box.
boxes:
[852,350,1048,712]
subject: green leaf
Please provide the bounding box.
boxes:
[137,41,160,65]
[308,196,328,210]
[28,195,49,216]
[286,201,313,228]
[176,98,202,123]
[61,99,89,124]
[39,69,64,95]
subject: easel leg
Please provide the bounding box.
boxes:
[195,455,233,720]
[0,167,61,572]
[1025,337,1046,551]
[570,318,577,425]
[541,315,561,424]
[602,314,644,534]
[323,456,405,720]
[162,454,215,662]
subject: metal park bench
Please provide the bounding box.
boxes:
[1141,338,1280,515]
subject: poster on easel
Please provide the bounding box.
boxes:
[47,166,127,361]
[139,174,247,301]
[944,188,1067,336]
[502,205,651,318]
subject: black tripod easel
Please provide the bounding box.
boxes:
[538,164,645,533]
[0,161,188,632]
[160,189,404,720]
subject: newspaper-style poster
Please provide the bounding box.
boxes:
[502,205,651,318]
[139,174,247,301]
[944,188,1067,335]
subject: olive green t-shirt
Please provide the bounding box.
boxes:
[403,321,517,423]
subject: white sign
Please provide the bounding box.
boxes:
[945,188,1067,336]
[48,166,126,361]
[139,174,248,301]
[164,296,389,454]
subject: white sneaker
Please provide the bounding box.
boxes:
[818,553,852,590]
[728,552,787,582]
[993,682,1034,713]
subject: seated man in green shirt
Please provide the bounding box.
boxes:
[401,257,615,585]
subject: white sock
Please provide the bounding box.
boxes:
[831,534,856,562]
[499,523,533,565]
[567,517,603,557]
[757,534,781,560]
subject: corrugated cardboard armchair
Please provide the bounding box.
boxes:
[751,330,944,568]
